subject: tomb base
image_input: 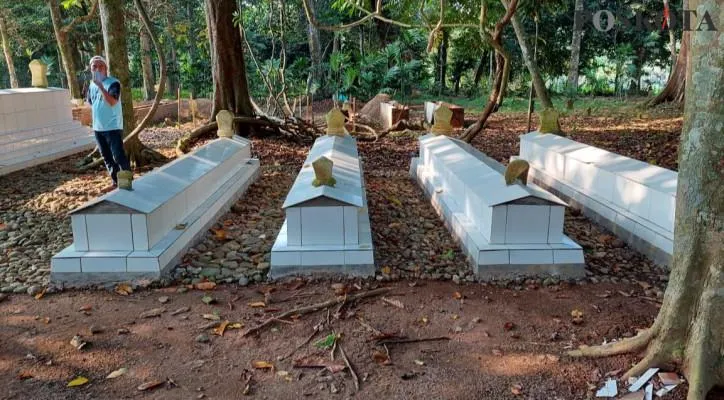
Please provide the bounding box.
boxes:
[411,157,586,280]
[51,159,260,287]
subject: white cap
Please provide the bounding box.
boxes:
[89,55,107,67]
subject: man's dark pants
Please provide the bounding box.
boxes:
[94,129,130,185]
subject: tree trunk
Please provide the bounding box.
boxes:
[507,7,553,109]
[165,12,180,98]
[49,0,83,99]
[567,0,583,99]
[569,2,723,399]
[437,29,448,95]
[663,0,676,67]
[0,15,19,88]
[185,1,197,97]
[139,28,155,101]
[204,0,254,120]
[305,0,321,84]
[648,31,688,107]
[471,52,486,93]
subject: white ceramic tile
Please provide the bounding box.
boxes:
[509,249,553,264]
[344,250,374,265]
[85,214,134,251]
[614,212,637,235]
[553,250,584,264]
[478,250,509,265]
[126,257,159,272]
[301,206,344,245]
[648,189,675,232]
[81,255,127,272]
[51,257,81,272]
[70,215,89,251]
[505,205,550,244]
[547,206,565,244]
[343,206,359,244]
[490,205,508,243]
[300,250,345,266]
[286,208,302,246]
[634,223,659,246]
[131,214,149,251]
[271,251,301,266]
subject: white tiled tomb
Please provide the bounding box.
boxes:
[410,134,585,279]
[270,134,375,278]
[516,131,676,266]
[51,136,260,285]
[0,88,94,176]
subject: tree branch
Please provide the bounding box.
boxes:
[61,0,99,34]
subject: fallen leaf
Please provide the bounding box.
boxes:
[492,349,503,356]
[202,314,221,321]
[252,361,274,371]
[158,296,169,304]
[314,333,339,349]
[137,380,164,391]
[211,228,227,240]
[34,289,47,300]
[115,283,133,296]
[452,291,462,300]
[248,302,266,308]
[413,359,425,366]
[381,297,404,309]
[201,295,216,305]
[67,376,89,387]
[195,282,217,291]
[214,320,230,336]
[420,316,429,324]
[372,350,392,365]
[571,309,584,325]
[511,384,523,395]
[139,307,166,318]
[79,304,92,312]
[293,355,346,373]
[170,307,190,316]
[381,266,392,275]
[17,371,33,380]
[503,322,516,331]
[228,322,243,329]
[106,368,127,379]
[70,335,87,350]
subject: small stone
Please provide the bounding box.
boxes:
[117,328,130,335]
[195,334,210,343]
[330,383,339,394]
[89,325,103,335]
[12,285,28,294]
[256,262,270,271]
[237,276,249,286]
[158,296,170,304]
[26,285,43,296]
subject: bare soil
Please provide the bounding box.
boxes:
[5,280,720,400]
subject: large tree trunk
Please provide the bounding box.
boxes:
[437,29,448,95]
[663,0,677,67]
[139,27,155,101]
[648,31,688,107]
[165,12,180,98]
[569,2,723,398]
[49,0,83,99]
[471,52,486,94]
[305,0,322,84]
[566,0,583,99]
[0,15,19,89]
[204,0,254,120]
[507,8,553,109]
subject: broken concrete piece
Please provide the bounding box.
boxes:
[655,385,677,397]
[595,378,617,398]
[657,372,681,386]
[645,383,653,400]
[619,391,645,400]
[629,368,660,392]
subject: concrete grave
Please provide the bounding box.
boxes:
[380,101,409,130]
[270,134,374,278]
[0,88,94,176]
[51,136,260,285]
[424,101,464,128]
[517,132,676,266]
[410,134,585,279]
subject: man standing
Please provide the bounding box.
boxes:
[87,55,131,189]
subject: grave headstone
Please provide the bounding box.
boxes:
[216,110,234,138]
[380,101,409,130]
[29,60,48,88]
[430,105,453,135]
[326,108,347,136]
[538,108,561,134]
[312,156,335,187]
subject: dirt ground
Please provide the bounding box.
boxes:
[0,280,706,400]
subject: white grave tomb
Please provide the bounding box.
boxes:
[517,132,676,266]
[410,134,585,279]
[270,134,374,278]
[0,88,94,176]
[51,136,260,285]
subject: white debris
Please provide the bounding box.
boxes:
[655,385,677,397]
[595,378,618,397]
[645,383,653,400]
[629,368,660,392]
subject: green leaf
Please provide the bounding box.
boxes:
[201,295,215,305]
[314,333,338,349]
[442,249,454,260]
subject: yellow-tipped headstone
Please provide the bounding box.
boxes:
[216,110,234,138]
[312,156,336,187]
[431,105,454,135]
[29,59,48,88]
[326,108,347,136]
[504,159,530,186]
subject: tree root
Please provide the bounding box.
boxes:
[567,327,657,358]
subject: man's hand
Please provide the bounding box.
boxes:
[92,78,104,88]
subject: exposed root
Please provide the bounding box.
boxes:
[567,327,657,358]
[621,348,667,380]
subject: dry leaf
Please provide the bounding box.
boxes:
[67,376,89,387]
[381,297,404,309]
[214,320,230,336]
[372,350,392,365]
[248,302,266,308]
[211,228,227,240]
[228,322,243,329]
[34,289,47,300]
[137,380,164,391]
[139,307,166,318]
[381,266,392,275]
[195,282,217,290]
[453,291,462,300]
[252,361,274,371]
[106,368,127,379]
[511,384,523,395]
[79,304,92,312]
[202,314,221,321]
[413,359,425,366]
[492,349,503,356]
[17,371,33,380]
[420,316,429,324]
[115,283,133,296]
[504,322,516,331]
[571,309,584,325]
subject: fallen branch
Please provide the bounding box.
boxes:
[376,336,451,345]
[338,343,359,393]
[241,287,391,337]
